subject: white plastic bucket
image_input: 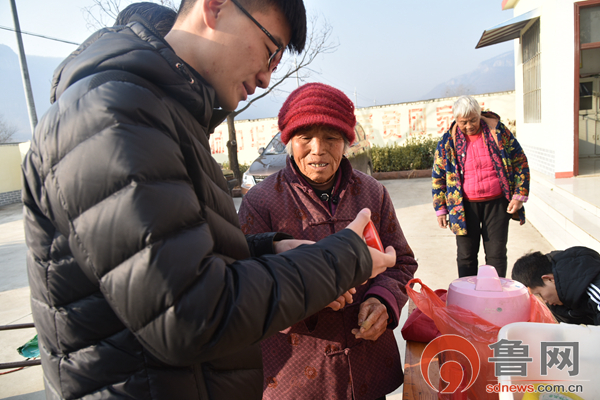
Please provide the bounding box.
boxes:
[496,322,600,400]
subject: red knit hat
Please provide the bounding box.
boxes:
[278,83,356,145]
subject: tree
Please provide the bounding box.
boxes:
[0,114,18,143]
[226,15,338,185]
[443,84,473,98]
[82,3,338,188]
[82,0,177,30]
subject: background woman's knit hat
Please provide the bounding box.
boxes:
[278,82,356,145]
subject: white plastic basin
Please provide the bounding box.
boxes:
[496,322,600,400]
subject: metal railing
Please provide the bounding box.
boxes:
[0,323,41,370]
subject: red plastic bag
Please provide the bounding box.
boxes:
[405,278,556,400]
[401,289,447,342]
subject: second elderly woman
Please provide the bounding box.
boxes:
[238,82,418,400]
[432,95,530,278]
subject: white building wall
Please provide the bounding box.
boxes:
[513,0,578,177]
[210,91,516,165]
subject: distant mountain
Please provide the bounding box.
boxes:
[1,46,516,141]
[422,51,515,100]
[0,44,64,142]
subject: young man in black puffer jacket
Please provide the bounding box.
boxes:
[21,1,396,399]
[512,246,600,325]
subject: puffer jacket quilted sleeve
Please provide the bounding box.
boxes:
[22,22,372,400]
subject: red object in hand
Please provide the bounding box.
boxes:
[363,220,384,252]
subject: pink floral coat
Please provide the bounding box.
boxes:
[238,157,418,400]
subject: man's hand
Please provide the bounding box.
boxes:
[506,199,523,215]
[326,288,356,311]
[351,297,388,341]
[437,214,448,228]
[273,239,315,254]
[345,208,396,279]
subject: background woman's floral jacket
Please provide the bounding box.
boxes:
[432,112,530,235]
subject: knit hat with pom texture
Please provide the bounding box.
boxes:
[278,82,356,145]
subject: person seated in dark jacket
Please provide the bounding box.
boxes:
[21,1,396,399]
[512,246,600,325]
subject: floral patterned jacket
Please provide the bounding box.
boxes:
[432,112,530,235]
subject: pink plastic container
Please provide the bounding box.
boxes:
[446,265,530,327]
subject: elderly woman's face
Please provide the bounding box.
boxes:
[456,114,481,135]
[291,126,345,184]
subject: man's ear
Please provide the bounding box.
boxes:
[203,0,227,29]
[541,274,554,283]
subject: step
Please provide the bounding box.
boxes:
[526,195,586,251]
[526,174,600,253]
[533,173,600,218]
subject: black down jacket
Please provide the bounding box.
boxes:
[550,246,600,325]
[21,20,371,400]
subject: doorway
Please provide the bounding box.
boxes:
[579,78,600,155]
[575,2,600,176]
[579,77,600,174]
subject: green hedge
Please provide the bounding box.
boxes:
[222,137,438,174]
[371,136,439,172]
[221,162,250,174]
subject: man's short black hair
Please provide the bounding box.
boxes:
[512,251,553,288]
[177,0,307,53]
[115,2,177,37]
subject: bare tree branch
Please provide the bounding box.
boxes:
[443,84,473,98]
[0,114,18,143]
[80,5,336,194]
[83,0,124,31]
[227,15,338,185]
[82,0,177,31]
[233,16,338,116]
[157,0,178,10]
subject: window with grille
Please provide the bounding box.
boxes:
[522,19,541,123]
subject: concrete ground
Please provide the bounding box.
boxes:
[0,178,553,399]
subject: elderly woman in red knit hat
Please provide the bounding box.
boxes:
[238,82,417,400]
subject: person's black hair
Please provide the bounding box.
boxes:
[177,0,307,53]
[511,251,553,288]
[115,2,177,37]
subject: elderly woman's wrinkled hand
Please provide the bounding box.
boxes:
[437,215,448,229]
[326,288,356,311]
[351,297,388,341]
[506,199,524,215]
[273,239,315,253]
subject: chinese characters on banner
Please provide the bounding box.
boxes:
[488,339,579,378]
[210,129,225,155]
[270,123,279,139]
[206,93,513,165]
[382,110,402,140]
[436,105,453,134]
[253,125,267,149]
[236,127,244,152]
[409,108,426,136]
[356,114,375,141]
[212,124,280,154]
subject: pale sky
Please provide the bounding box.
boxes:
[0,0,515,120]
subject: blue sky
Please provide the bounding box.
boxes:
[0,0,515,120]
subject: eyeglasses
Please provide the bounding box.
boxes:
[230,0,283,72]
